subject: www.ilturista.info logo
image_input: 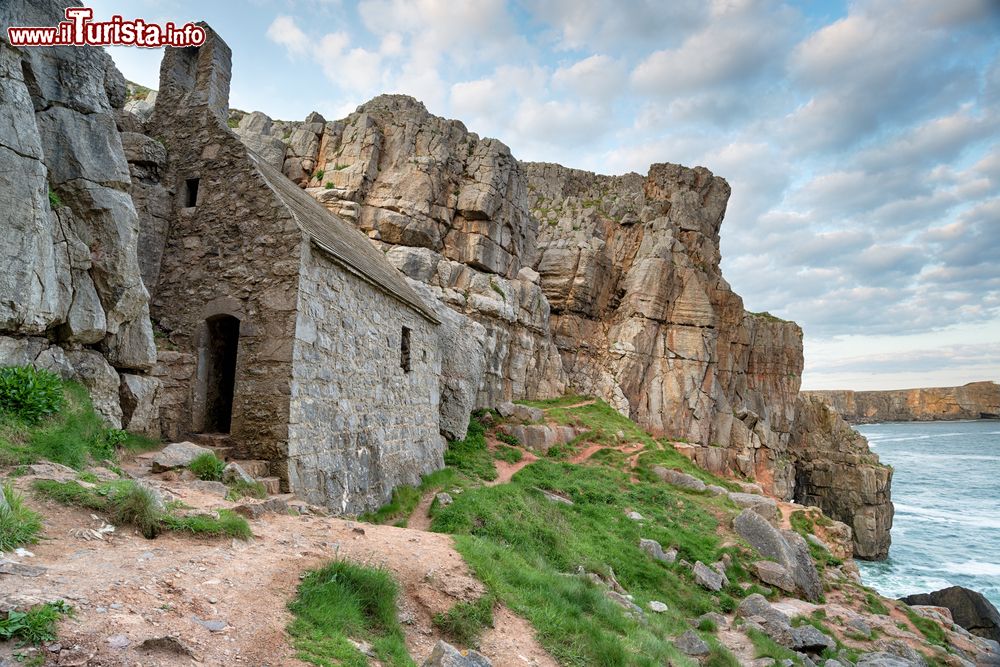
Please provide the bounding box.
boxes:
[7,7,206,48]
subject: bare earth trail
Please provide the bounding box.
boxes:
[2,473,558,667]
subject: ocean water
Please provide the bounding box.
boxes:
[855,420,1000,607]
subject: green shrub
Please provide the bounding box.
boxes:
[497,432,519,446]
[0,483,43,551]
[324,181,334,189]
[48,189,62,209]
[111,483,161,539]
[314,168,324,180]
[188,452,225,481]
[0,366,64,425]
[433,594,494,648]
[288,560,413,666]
[0,601,71,643]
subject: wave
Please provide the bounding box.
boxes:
[894,503,1000,529]
[942,561,1000,577]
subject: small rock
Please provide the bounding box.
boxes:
[626,511,645,521]
[106,634,130,649]
[534,488,573,505]
[754,560,797,593]
[695,612,728,630]
[191,480,228,497]
[855,652,915,667]
[349,638,376,657]
[421,639,492,666]
[192,615,227,632]
[0,562,47,577]
[706,484,728,496]
[150,441,214,472]
[652,466,707,492]
[693,561,727,592]
[137,636,196,658]
[791,625,835,653]
[222,462,255,485]
[435,492,454,507]
[648,601,668,613]
[673,630,710,656]
[639,538,677,563]
[847,616,873,637]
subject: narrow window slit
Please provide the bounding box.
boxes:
[400,326,411,372]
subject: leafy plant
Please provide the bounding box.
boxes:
[47,189,62,209]
[324,181,334,189]
[433,594,494,648]
[0,366,64,425]
[188,452,225,481]
[0,601,72,643]
[314,168,325,181]
[0,483,43,551]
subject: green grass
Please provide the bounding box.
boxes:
[0,366,64,424]
[430,458,748,666]
[789,510,842,569]
[433,594,494,648]
[188,452,225,481]
[32,479,251,540]
[865,592,890,615]
[746,627,801,665]
[0,601,72,644]
[314,169,325,181]
[0,483,43,551]
[493,445,523,464]
[288,560,414,667]
[902,605,948,647]
[47,189,62,209]
[1,378,155,469]
[360,468,461,527]
[443,417,497,481]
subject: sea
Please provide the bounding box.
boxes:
[855,420,1000,607]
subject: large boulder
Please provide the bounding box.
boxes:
[900,586,1000,642]
[119,373,161,438]
[652,466,707,492]
[733,509,822,602]
[150,441,214,472]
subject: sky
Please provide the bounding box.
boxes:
[86,0,1000,391]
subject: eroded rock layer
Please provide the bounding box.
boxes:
[804,382,1000,423]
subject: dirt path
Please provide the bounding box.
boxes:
[407,489,436,531]
[548,399,595,410]
[2,473,558,667]
[488,436,538,486]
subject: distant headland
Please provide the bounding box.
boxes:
[803,381,1000,424]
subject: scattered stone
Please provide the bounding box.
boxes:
[791,625,835,653]
[106,634,130,649]
[0,562,47,577]
[754,560,797,593]
[639,538,676,563]
[626,511,645,521]
[606,590,645,616]
[150,442,213,472]
[673,630,710,656]
[651,466,707,492]
[736,594,795,647]
[534,488,573,505]
[190,480,228,497]
[728,492,779,522]
[191,615,227,632]
[222,462,255,485]
[693,561,726,592]
[648,601,668,613]
[421,639,492,666]
[435,492,454,507]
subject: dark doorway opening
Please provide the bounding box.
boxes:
[204,315,239,433]
[184,178,200,207]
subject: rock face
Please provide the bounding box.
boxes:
[901,586,1000,642]
[0,0,159,429]
[790,396,894,559]
[232,96,891,556]
[804,381,1000,423]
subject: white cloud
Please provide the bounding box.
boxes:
[552,55,625,100]
[267,15,310,58]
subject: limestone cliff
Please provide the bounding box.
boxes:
[235,98,891,557]
[804,381,1000,423]
[0,0,159,433]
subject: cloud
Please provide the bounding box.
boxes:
[552,55,625,100]
[267,15,309,57]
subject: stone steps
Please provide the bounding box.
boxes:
[257,477,281,495]
[230,459,269,477]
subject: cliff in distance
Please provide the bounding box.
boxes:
[805,381,1000,424]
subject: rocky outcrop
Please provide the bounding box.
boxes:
[790,396,894,559]
[901,586,1000,642]
[804,381,1000,423]
[233,98,891,556]
[0,0,160,430]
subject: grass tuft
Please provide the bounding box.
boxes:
[188,452,225,481]
[0,483,43,551]
[443,417,497,481]
[226,479,267,501]
[432,594,494,648]
[288,560,413,666]
[0,366,64,424]
[902,605,948,647]
[161,510,252,539]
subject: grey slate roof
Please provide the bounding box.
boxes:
[249,152,439,324]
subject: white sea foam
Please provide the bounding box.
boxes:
[894,503,1000,529]
[942,561,1000,577]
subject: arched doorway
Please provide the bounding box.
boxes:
[203,314,240,433]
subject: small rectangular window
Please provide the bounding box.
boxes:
[184,178,200,207]
[400,326,411,372]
